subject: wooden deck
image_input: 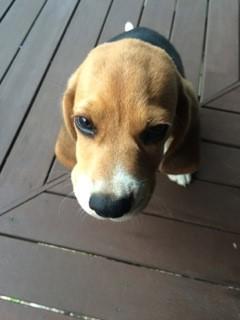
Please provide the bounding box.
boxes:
[0,0,240,319]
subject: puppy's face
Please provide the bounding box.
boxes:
[68,39,179,220]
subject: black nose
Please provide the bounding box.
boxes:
[89,193,133,218]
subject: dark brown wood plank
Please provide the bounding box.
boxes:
[140,0,175,38]
[0,0,112,212]
[0,300,72,320]
[197,142,240,187]
[0,0,14,19]
[201,0,239,102]
[47,160,68,182]
[47,178,73,195]
[206,84,240,113]
[147,173,240,232]
[0,0,78,167]
[200,108,240,147]
[49,173,240,233]
[171,0,207,91]
[1,192,240,286]
[98,0,143,43]
[0,0,45,80]
[0,236,239,320]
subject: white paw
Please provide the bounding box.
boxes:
[167,174,191,187]
[124,21,134,32]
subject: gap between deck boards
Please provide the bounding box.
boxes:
[0,230,239,292]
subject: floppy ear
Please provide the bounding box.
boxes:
[55,69,79,169]
[160,76,200,174]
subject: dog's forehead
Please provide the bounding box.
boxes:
[74,39,178,118]
[79,39,177,87]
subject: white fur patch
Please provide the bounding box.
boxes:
[167,174,191,187]
[71,173,101,219]
[124,21,134,32]
[72,165,142,220]
[163,136,173,154]
[112,165,140,197]
[164,137,191,187]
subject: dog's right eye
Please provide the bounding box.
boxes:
[74,116,96,136]
[140,124,169,145]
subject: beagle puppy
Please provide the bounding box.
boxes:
[55,27,200,221]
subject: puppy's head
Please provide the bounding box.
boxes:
[55,39,199,221]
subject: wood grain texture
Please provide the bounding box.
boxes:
[0,0,45,80]
[206,84,240,113]
[201,0,239,101]
[200,108,240,146]
[171,0,207,91]
[0,0,14,19]
[140,0,175,38]
[47,160,68,183]
[147,173,240,232]
[0,0,112,212]
[1,192,240,286]
[0,300,72,320]
[0,0,78,166]
[197,142,240,187]
[0,1,240,319]
[98,0,143,43]
[48,172,240,233]
[47,178,74,196]
[0,236,239,320]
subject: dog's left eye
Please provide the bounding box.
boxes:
[74,116,96,136]
[140,124,169,145]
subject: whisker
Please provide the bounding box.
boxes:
[134,213,144,228]
[75,202,90,223]
[57,190,75,216]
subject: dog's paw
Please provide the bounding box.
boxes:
[167,173,191,187]
[124,21,134,32]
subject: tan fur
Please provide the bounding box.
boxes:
[55,39,200,204]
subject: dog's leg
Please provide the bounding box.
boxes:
[124,22,134,32]
[167,173,191,187]
[163,137,191,187]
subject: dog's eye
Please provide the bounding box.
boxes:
[140,124,169,145]
[74,116,96,136]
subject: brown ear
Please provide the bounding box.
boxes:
[160,76,200,174]
[55,69,79,169]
